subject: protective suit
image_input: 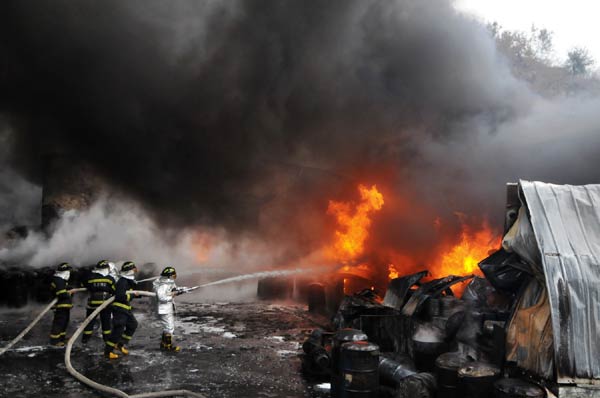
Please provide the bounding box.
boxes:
[104,261,138,359]
[153,276,177,334]
[49,263,73,346]
[152,266,184,352]
[82,260,115,343]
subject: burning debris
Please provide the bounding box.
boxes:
[298,180,600,398]
[1,174,600,398]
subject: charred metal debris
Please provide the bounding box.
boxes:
[296,181,600,398]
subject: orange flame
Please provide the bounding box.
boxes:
[327,184,384,261]
[388,264,399,280]
[432,223,500,278]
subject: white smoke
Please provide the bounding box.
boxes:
[413,324,444,343]
[0,197,197,267]
[0,195,330,275]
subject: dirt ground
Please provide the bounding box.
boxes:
[0,295,333,398]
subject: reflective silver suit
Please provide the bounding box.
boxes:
[153,276,176,334]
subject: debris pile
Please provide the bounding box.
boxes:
[299,181,600,397]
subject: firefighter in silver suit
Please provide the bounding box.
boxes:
[153,266,184,352]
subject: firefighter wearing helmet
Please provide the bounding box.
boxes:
[49,262,73,346]
[104,261,138,359]
[82,260,116,344]
[152,266,187,352]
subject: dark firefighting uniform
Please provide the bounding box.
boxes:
[49,275,72,344]
[105,277,138,353]
[82,271,116,342]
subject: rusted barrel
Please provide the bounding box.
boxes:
[435,352,469,398]
[458,362,501,398]
[307,283,326,313]
[338,341,379,397]
[331,329,368,398]
[494,378,546,398]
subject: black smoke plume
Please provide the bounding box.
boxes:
[1,0,599,267]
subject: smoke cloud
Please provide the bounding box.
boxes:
[0,196,197,267]
[0,195,328,271]
[0,0,599,268]
[0,121,41,232]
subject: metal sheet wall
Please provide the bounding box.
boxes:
[521,180,600,383]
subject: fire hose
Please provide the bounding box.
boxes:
[1,270,301,394]
[0,287,87,356]
[65,289,205,398]
[0,275,158,357]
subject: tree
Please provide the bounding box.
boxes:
[530,26,553,61]
[566,47,594,75]
[488,23,554,65]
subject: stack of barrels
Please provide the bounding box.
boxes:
[331,328,380,398]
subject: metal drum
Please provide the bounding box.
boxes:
[379,357,416,386]
[339,341,380,398]
[256,276,293,300]
[331,329,369,398]
[434,352,469,398]
[458,362,501,398]
[307,283,326,313]
[494,378,546,398]
[412,338,447,373]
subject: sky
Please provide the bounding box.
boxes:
[454,0,600,64]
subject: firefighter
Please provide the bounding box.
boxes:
[152,266,187,352]
[49,262,73,346]
[104,261,138,359]
[82,260,116,344]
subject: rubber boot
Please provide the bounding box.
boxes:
[115,342,129,355]
[104,344,120,359]
[82,333,91,344]
[164,333,181,352]
[160,332,168,350]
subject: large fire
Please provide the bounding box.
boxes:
[431,223,500,278]
[325,183,500,293]
[326,184,384,261]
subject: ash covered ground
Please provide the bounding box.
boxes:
[0,285,331,398]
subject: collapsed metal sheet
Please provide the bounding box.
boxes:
[505,278,554,379]
[520,180,600,384]
[383,270,428,309]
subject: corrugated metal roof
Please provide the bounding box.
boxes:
[520,180,600,384]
